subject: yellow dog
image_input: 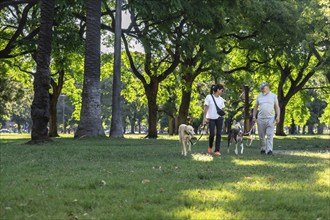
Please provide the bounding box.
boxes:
[178,124,195,156]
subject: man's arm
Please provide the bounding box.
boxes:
[275,101,280,124]
[252,103,258,124]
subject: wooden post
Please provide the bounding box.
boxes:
[243,85,251,134]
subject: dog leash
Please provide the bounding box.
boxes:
[244,123,257,147]
[190,124,206,145]
[243,123,256,136]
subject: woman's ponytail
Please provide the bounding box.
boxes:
[210,84,224,94]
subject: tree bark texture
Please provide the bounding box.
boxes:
[49,94,59,137]
[177,65,201,133]
[110,0,123,138]
[177,84,192,129]
[276,102,287,136]
[144,81,159,138]
[75,0,104,138]
[29,0,55,144]
[49,69,64,137]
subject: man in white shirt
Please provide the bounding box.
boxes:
[252,82,280,155]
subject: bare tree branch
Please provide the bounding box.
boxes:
[0,0,38,10]
[13,63,34,75]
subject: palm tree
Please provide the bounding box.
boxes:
[110,0,123,138]
[28,0,55,144]
[74,0,104,138]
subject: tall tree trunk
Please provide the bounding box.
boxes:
[317,124,323,134]
[276,102,287,136]
[28,0,55,144]
[138,120,142,134]
[49,94,59,137]
[145,81,159,138]
[177,67,200,133]
[308,124,315,134]
[110,0,123,138]
[49,68,64,137]
[75,0,104,138]
[177,84,192,129]
[130,113,136,133]
[168,116,175,135]
[16,120,21,133]
[303,125,306,134]
[290,118,297,134]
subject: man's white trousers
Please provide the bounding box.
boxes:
[257,118,275,153]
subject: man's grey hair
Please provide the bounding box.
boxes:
[259,82,269,89]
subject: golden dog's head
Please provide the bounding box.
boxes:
[184,125,195,138]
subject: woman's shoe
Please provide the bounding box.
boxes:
[214,151,221,156]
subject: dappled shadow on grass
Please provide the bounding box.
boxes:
[165,151,329,219]
[1,135,329,219]
[102,142,328,219]
[175,185,328,219]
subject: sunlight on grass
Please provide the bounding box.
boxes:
[183,189,238,201]
[176,170,330,219]
[315,168,330,187]
[232,158,328,169]
[318,135,330,139]
[235,177,312,191]
[57,134,74,138]
[275,135,330,140]
[0,133,30,139]
[176,189,238,219]
[237,176,274,190]
[232,159,268,166]
[232,159,297,169]
[191,153,214,162]
[123,134,147,139]
[281,151,330,159]
[174,208,233,220]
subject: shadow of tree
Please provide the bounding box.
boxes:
[163,151,329,219]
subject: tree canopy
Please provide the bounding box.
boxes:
[0,0,329,139]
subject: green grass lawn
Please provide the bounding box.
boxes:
[0,134,329,220]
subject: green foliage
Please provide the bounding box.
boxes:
[285,92,311,126]
[0,3,39,58]
[0,58,33,124]
[320,95,330,125]
[1,0,329,133]
[62,78,82,121]
[120,53,147,105]
[306,90,327,125]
